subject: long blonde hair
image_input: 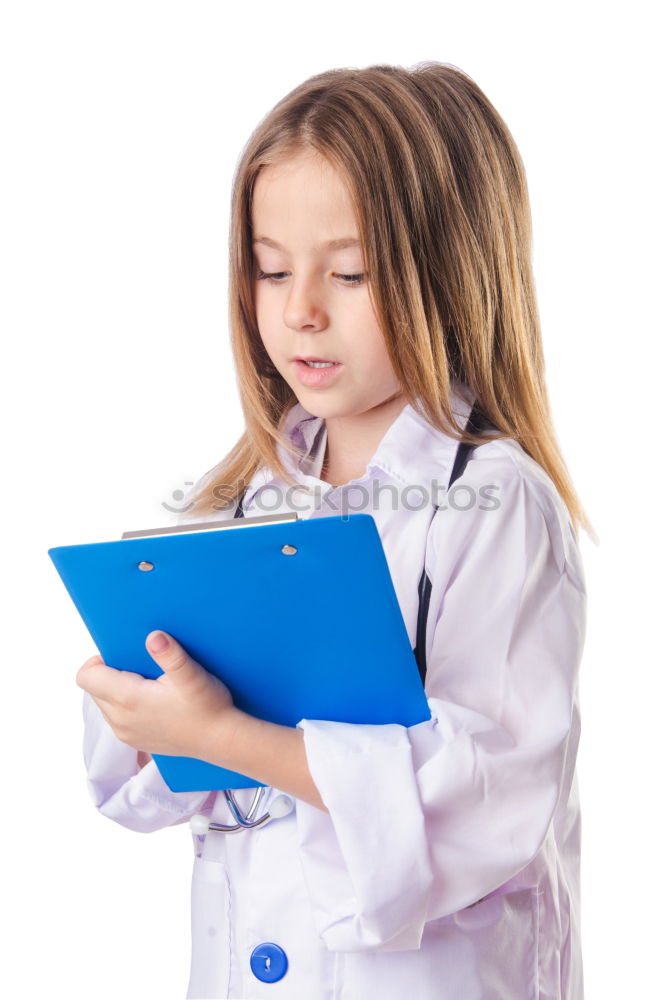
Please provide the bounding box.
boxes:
[187,61,595,541]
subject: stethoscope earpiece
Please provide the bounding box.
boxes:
[190,813,213,836]
[268,794,295,819]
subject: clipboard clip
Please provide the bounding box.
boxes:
[122,510,299,541]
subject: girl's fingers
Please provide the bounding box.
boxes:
[81,654,104,669]
[77,660,140,703]
[76,655,104,689]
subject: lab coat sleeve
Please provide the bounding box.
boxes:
[82,690,215,833]
[294,458,587,952]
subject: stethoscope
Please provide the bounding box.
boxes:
[189,786,294,837]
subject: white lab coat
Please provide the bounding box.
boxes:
[82,383,587,999]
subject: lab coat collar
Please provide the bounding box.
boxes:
[242,379,476,508]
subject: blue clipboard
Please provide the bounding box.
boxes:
[48,512,430,792]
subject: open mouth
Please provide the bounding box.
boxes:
[292,359,343,385]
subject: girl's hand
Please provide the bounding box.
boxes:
[76,630,241,761]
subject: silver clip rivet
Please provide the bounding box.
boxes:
[138,561,154,571]
[281,544,297,556]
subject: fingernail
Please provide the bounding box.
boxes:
[148,631,169,653]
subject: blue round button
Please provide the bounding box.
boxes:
[250,942,288,983]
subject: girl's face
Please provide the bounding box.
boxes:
[251,150,403,422]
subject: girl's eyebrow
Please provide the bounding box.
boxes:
[252,235,361,252]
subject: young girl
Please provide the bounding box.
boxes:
[77,62,593,999]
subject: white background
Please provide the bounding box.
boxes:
[1,2,659,997]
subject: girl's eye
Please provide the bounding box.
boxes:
[256,269,365,286]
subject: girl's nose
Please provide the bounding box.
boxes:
[283,280,328,330]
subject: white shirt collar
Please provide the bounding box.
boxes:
[243,379,476,508]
